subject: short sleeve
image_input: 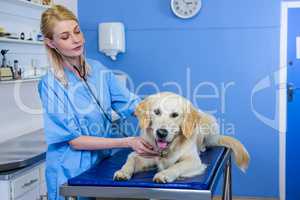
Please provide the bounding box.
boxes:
[38,78,81,145]
[108,71,141,119]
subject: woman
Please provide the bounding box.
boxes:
[38,5,158,200]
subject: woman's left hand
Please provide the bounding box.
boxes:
[126,137,160,158]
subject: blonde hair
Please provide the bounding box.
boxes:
[40,5,89,86]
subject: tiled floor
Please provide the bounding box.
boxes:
[95,198,278,200]
[213,197,277,200]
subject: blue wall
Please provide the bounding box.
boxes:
[78,0,280,197]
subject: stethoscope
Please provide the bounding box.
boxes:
[54,47,129,137]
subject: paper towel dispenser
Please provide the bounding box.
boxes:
[98,22,125,60]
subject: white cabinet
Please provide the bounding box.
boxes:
[11,167,40,199]
[0,161,47,200]
[0,180,11,200]
[15,187,40,200]
[39,162,47,199]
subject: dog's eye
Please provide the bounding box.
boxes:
[154,109,161,116]
[170,112,179,118]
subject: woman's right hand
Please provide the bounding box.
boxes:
[127,137,159,158]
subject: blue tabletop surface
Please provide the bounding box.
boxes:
[68,147,226,190]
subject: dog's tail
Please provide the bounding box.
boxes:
[204,134,250,172]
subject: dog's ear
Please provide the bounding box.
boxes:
[134,98,152,130]
[181,104,201,139]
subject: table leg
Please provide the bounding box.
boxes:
[65,197,78,200]
[222,156,232,200]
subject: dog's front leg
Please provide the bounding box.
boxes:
[113,152,156,181]
[153,157,206,183]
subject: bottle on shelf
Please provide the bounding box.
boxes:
[0,49,14,81]
[13,60,21,80]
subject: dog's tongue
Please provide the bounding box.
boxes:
[157,141,168,150]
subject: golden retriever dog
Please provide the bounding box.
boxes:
[113,92,250,183]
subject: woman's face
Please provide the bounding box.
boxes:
[48,20,84,57]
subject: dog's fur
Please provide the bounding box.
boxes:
[113,92,250,183]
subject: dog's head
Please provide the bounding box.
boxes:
[135,92,201,151]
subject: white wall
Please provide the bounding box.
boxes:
[53,0,78,16]
[0,81,43,142]
[0,0,78,143]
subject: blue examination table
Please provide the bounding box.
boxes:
[60,147,232,200]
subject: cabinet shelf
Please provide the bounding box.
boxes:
[0,77,41,84]
[0,0,51,9]
[0,37,44,45]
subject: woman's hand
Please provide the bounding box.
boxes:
[127,137,159,158]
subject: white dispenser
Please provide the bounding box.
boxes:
[98,22,125,60]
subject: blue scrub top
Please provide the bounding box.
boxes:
[38,58,141,200]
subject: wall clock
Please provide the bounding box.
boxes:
[171,0,202,19]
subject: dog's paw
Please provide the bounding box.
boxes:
[200,147,207,153]
[113,170,132,181]
[153,171,176,183]
[199,163,207,174]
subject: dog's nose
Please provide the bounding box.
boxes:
[156,129,168,139]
